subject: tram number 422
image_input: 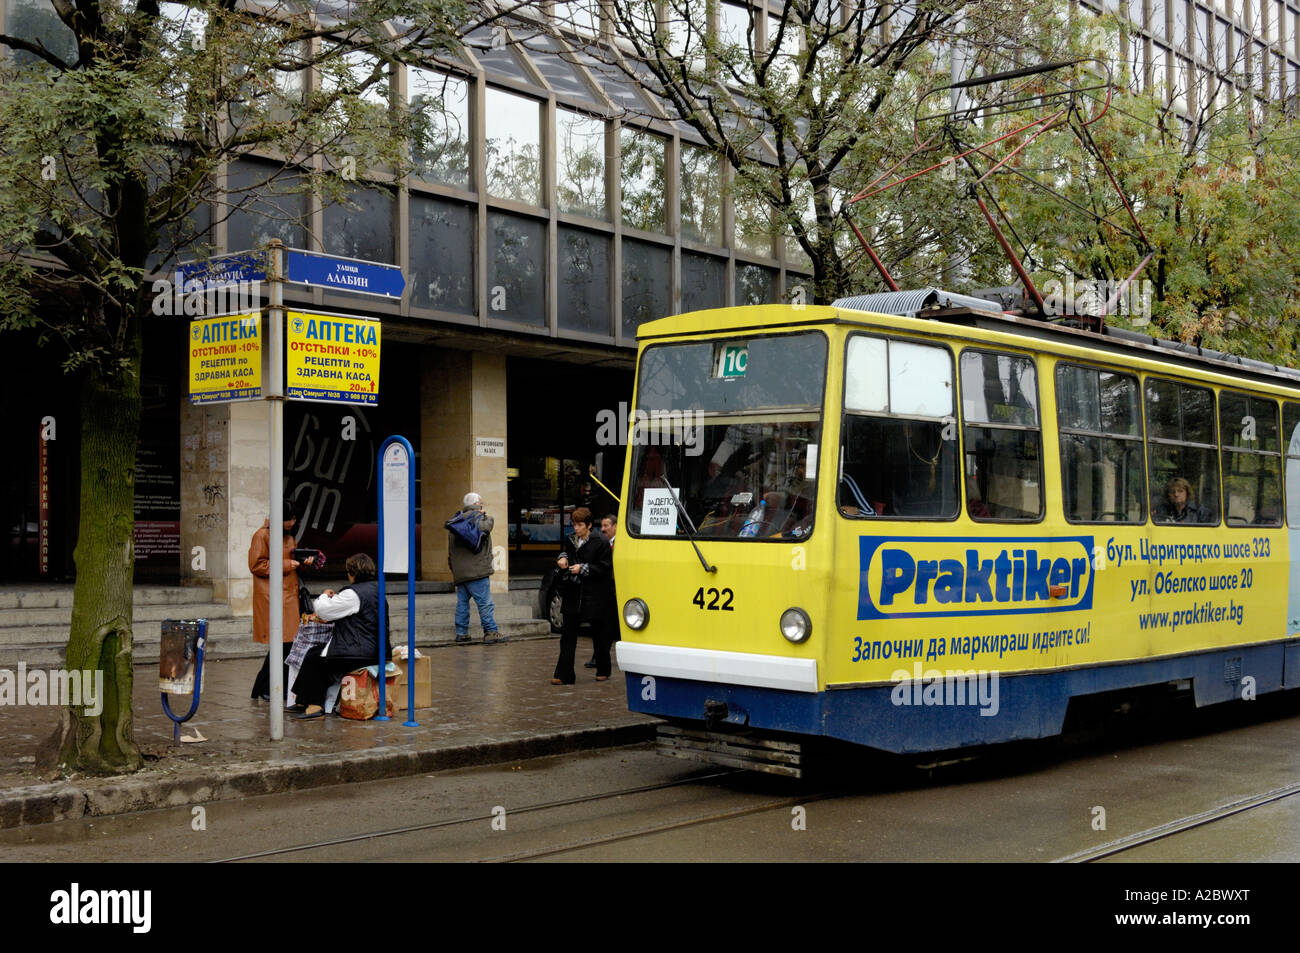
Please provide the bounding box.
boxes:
[692,587,735,611]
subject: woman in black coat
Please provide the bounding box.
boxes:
[551,507,616,684]
[291,553,392,719]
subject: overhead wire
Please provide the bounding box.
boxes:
[928,40,1300,252]
[845,18,1300,290]
[978,37,1300,171]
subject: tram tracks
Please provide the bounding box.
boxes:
[211,767,811,863]
[1054,780,1300,863]
[489,789,844,862]
[215,771,1300,863]
[208,751,1299,863]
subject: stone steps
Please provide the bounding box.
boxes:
[0,598,536,629]
[338,588,542,609]
[0,584,538,610]
[0,618,554,667]
[2,601,237,628]
[0,586,216,610]
[0,584,550,667]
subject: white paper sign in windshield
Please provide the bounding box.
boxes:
[640,488,679,536]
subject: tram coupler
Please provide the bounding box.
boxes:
[704,699,749,729]
[703,700,728,730]
[159,619,207,743]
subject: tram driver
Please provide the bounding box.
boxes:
[1157,476,1213,524]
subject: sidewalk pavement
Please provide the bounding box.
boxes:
[0,637,654,830]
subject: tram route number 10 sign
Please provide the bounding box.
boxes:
[286,311,382,406]
[715,343,748,379]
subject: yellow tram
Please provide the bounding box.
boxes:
[612,293,1300,774]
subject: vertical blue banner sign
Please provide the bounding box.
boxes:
[376,436,418,726]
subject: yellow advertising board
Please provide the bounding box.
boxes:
[188,313,262,404]
[286,311,381,405]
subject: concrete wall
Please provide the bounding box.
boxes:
[226,402,271,615]
[179,401,230,598]
[421,349,508,592]
[178,399,269,615]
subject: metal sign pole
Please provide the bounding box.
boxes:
[403,441,416,728]
[376,448,388,723]
[267,240,285,742]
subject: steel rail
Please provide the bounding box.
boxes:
[491,790,846,863]
[1052,781,1300,863]
[209,767,743,863]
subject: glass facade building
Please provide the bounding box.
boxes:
[3,0,1293,591]
[212,5,806,346]
[1090,0,1300,113]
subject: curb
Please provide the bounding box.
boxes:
[0,720,657,830]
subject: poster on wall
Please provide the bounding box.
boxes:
[283,403,420,573]
[133,383,181,579]
[38,423,49,576]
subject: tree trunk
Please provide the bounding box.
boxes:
[52,354,145,774]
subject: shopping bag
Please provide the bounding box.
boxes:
[339,668,397,720]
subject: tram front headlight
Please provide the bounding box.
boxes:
[623,598,649,630]
[780,607,811,643]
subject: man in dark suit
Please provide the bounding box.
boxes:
[586,512,619,668]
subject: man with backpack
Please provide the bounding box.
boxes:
[447,492,504,644]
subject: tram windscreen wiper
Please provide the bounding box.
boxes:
[661,476,717,574]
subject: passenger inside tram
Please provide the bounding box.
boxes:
[963,427,1041,520]
[838,417,958,519]
[1156,476,1214,524]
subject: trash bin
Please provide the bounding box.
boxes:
[160,619,207,741]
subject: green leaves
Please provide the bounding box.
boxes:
[0,0,466,380]
[1000,71,1300,363]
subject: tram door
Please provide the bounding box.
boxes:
[1286,409,1300,635]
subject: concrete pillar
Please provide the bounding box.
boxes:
[226,401,271,615]
[179,401,231,599]
[421,349,509,592]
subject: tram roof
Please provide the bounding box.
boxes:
[636,296,1300,393]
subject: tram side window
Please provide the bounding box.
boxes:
[1285,403,1300,527]
[1056,364,1145,522]
[839,335,958,519]
[959,350,1043,521]
[1145,378,1219,525]
[1219,391,1281,526]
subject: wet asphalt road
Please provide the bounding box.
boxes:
[1,692,1297,863]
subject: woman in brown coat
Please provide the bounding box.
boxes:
[248,500,311,700]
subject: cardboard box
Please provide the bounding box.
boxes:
[390,655,431,712]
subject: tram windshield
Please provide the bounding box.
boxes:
[627,332,826,540]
